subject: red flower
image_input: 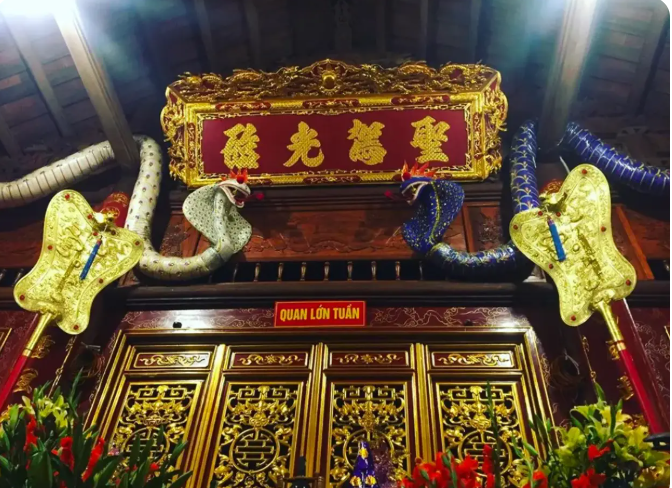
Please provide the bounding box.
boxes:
[24,415,38,453]
[455,456,479,488]
[587,444,610,461]
[59,437,75,470]
[149,462,159,473]
[523,471,548,488]
[482,445,494,475]
[572,468,607,488]
[400,477,415,488]
[82,437,105,481]
[486,473,495,488]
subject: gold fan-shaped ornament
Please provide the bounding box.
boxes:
[14,190,142,338]
[509,164,636,326]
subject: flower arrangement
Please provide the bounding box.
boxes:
[0,378,192,488]
[398,384,669,488]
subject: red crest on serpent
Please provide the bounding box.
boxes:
[401,162,437,182]
[223,168,249,184]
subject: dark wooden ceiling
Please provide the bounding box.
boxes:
[0,0,668,179]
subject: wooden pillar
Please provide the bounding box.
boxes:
[54,4,138,169]
[538,0,600,151]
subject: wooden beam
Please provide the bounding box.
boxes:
[376,0,386,54]
[538,0,600,152]
[54,5,139,169]
[192,0,220,72]
[3,15,74,138]
[418,0,429,60]
[243,0,262,68]
[626,1,669,115]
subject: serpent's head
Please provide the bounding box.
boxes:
[399,162,437,204]
[217,169,252,208]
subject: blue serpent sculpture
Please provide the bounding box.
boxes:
[401,120,670,278]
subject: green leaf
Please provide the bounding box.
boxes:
[168,441,187,466]
[594,383,606,402]
[523,441,539,457]
[129,433,142,469]
[132,461,152,488]
[167,471,193,488]
[441,453,451,468]
[27,450,53,488]
[0,455,11,473]
[93,456,121,488]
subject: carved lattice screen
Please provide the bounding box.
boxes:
[89,329,550,488]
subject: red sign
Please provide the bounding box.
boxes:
[274,301,367,327]
[201,108,469,178]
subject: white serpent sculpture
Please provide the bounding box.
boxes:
[0,136,252,281]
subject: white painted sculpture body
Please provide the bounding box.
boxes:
[0,136,251,281]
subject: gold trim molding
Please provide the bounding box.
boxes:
[433,352,514,368]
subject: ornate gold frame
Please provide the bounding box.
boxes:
[161,60,508,187]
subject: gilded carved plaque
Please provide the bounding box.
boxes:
[162,60,507,187]
[329,384,409,487]
[213,383,302,488]
[437,384,524,485]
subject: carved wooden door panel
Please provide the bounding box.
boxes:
[204,345,316,488]
[316,344,420,487]
[90,328,550,488]
[93,341,221,480]
[423,342,549,487]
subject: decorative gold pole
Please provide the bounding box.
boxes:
[0,190,142,408]
[510,164,663,432]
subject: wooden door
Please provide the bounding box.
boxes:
[89,327,550,488]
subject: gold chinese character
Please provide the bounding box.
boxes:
[348,119,386,166]
[221,123,260,170]
[284,121,324,168]
[411,115,450,163]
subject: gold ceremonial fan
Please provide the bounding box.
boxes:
[14,190,143,335]
[509,164,636,326]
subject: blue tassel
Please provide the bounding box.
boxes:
[80,239,102,280]
[547,218,566,262]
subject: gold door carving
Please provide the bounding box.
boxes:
[91,336,550,488]
[437,384,524,485]
[111,383,198,464]
[213,383,302,488]
[329,384,409,487]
